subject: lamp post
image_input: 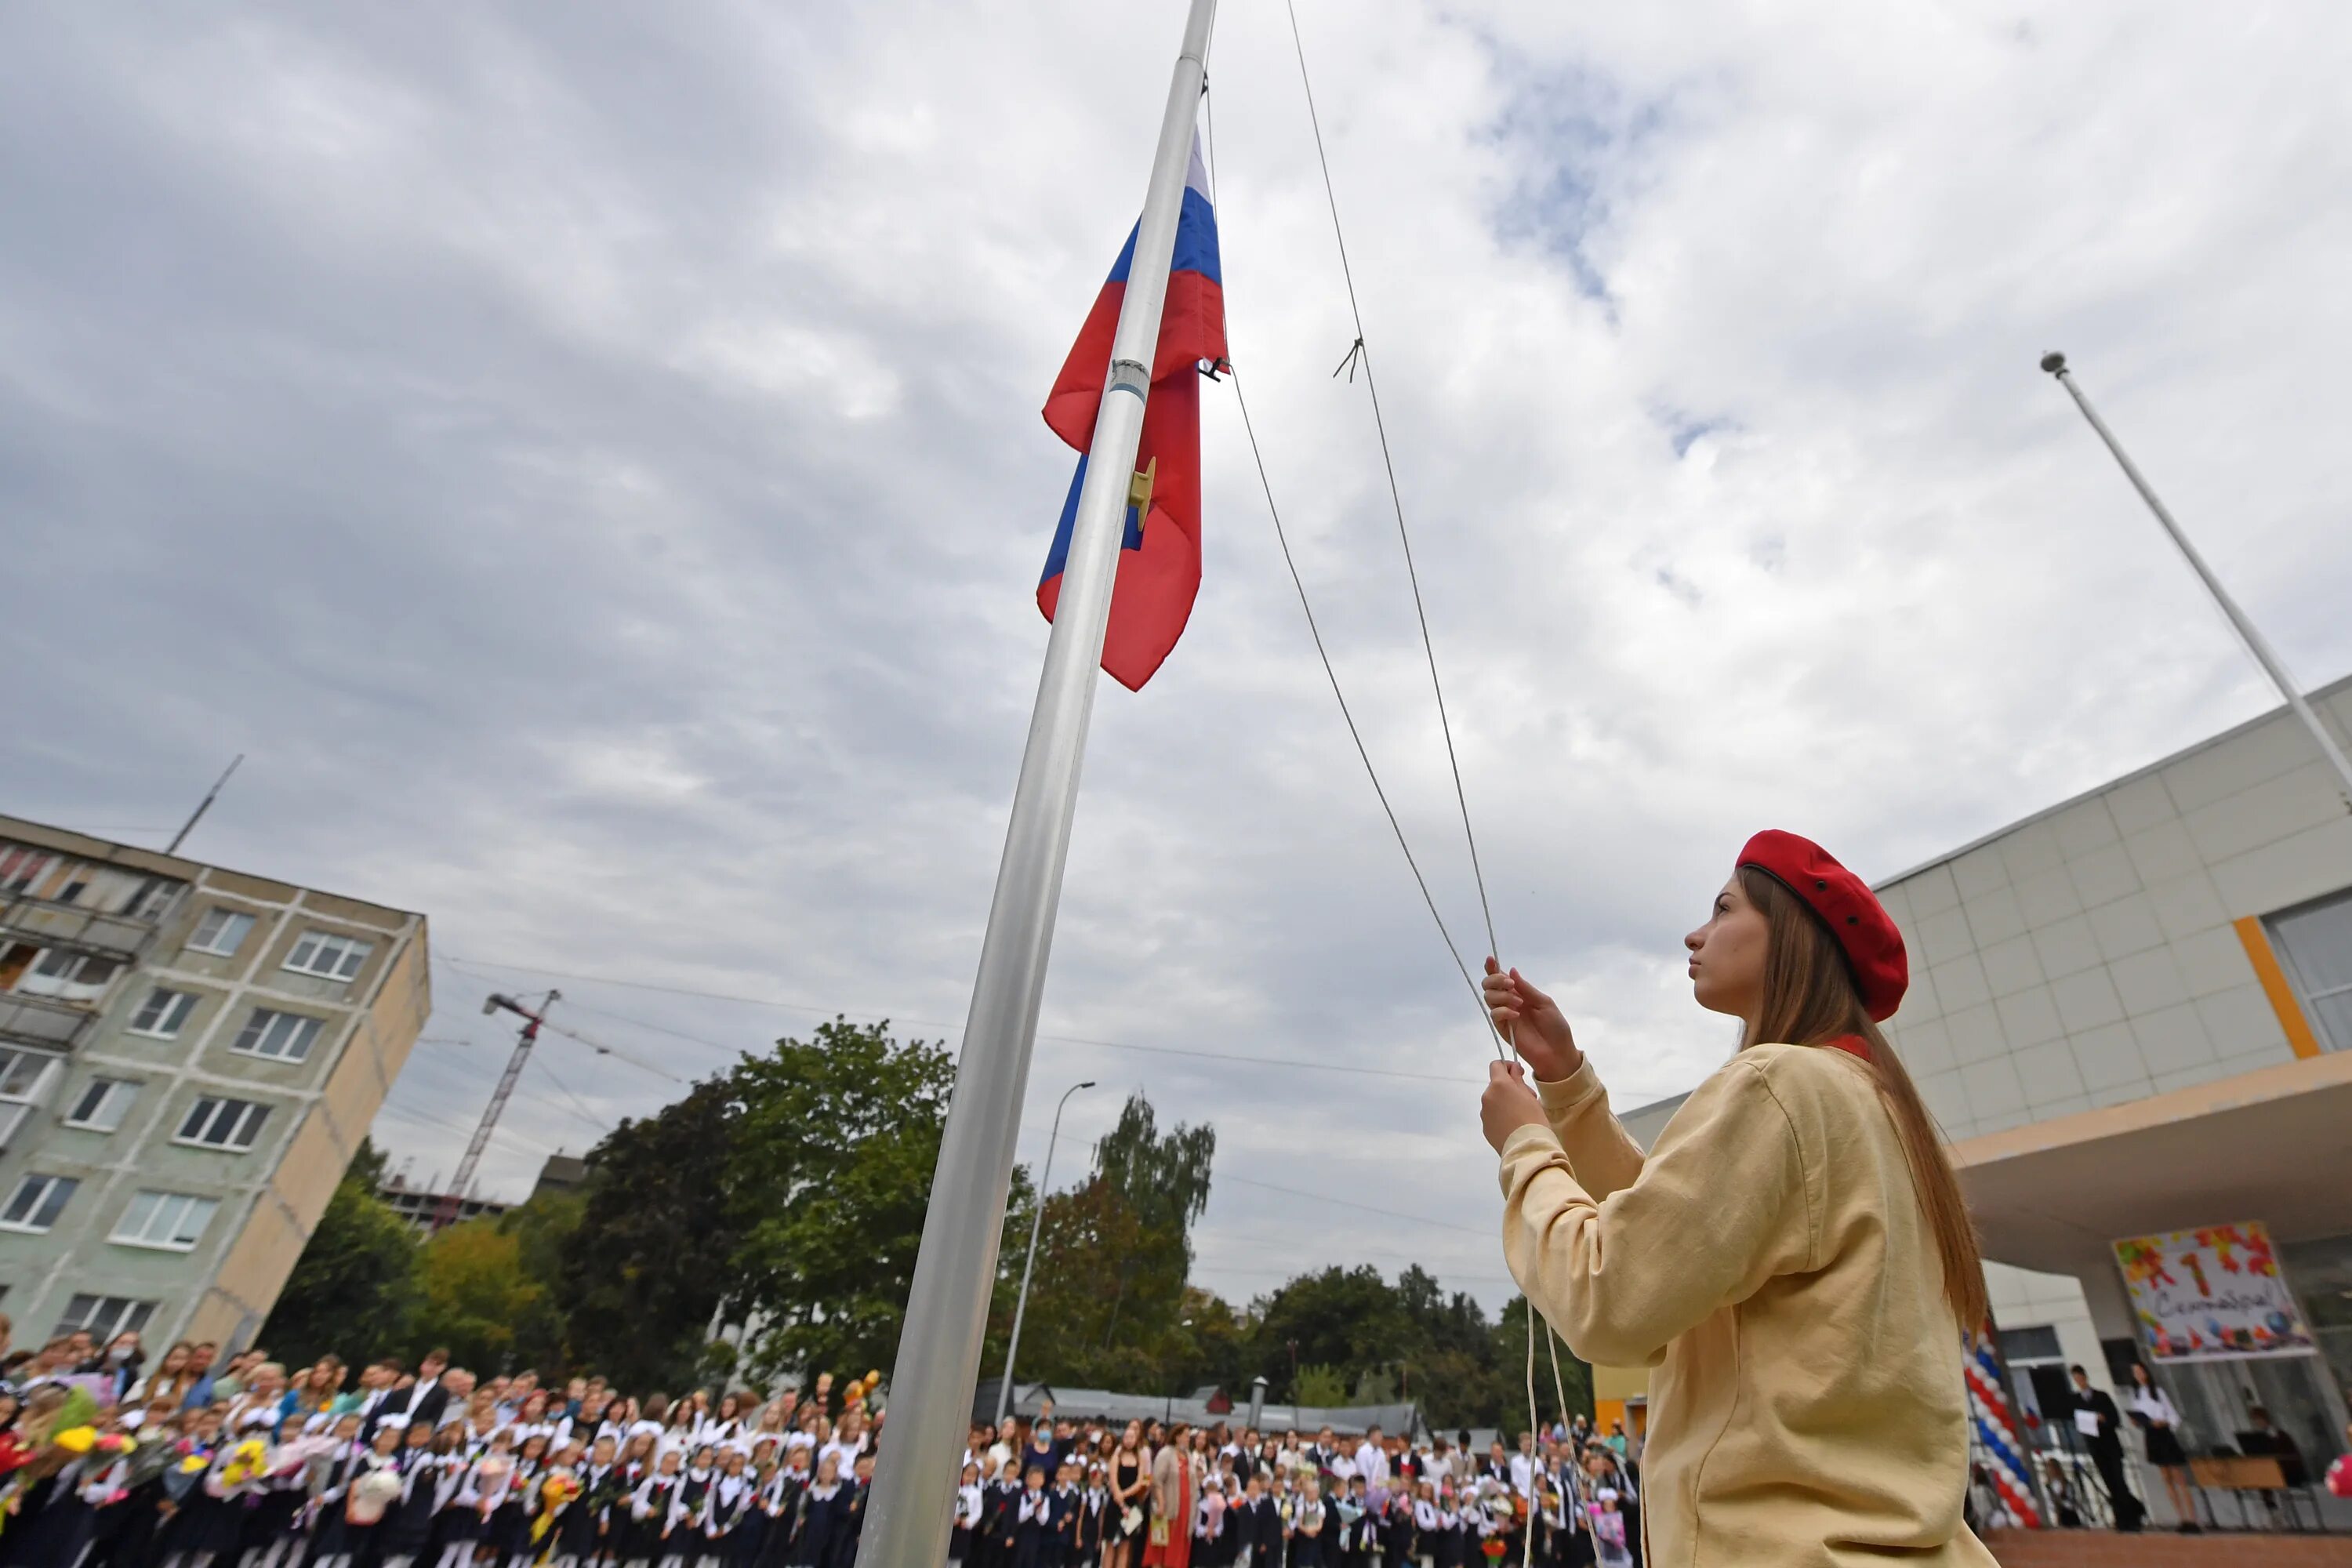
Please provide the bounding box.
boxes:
[996,1079,1095,1425]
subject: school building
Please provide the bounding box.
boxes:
[0,815,429,1349]
[1595,673,2352,1494]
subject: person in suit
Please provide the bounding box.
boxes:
[2067,1366,2143,1531]
[1015,1465,1058,1568]
[370,1348,452,1439]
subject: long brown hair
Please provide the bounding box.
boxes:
[1738,866,1987,1336]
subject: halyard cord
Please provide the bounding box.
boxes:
[1210,12,1566,1519]
[1282,0,1510,996]
[1201,79,1508,1062]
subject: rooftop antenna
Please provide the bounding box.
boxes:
[167,755,245,855]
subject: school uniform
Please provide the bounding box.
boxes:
[626,1472,683,1566]
[1336,1499,1380,1568]
[1378,1499,1417,1568]
[1234,1496,1279,1568]
[306,1445,373,1564]
[1011,1486,1057,1568]
[789,1483,848,1568]
[829,1475,868,1568]
[558,1461,623,1562]
[1073,1486,1108,1568]
[490,1457,547,1563]
[376,1447,445,1568]
[703,1474,757,1564]
[1290,1496,1331,1568]
[757,1472,808,1568]
[0,1460,94,1568]
[668,1465,718,1554]
[949,1482,984,1568]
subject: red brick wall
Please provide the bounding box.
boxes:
[1984,1530,2352,1566]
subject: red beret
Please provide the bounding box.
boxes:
[1737,829,1908,1021]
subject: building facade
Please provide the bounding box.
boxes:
[0,816,428,1350]
[1875,675,2352,1484]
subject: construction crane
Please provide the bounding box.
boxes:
[433,989,558,1231]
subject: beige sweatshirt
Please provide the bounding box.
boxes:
[1498,1043,1995,1568]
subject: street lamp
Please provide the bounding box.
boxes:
[996,1079,1094,1424]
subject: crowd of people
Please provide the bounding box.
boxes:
[0,1323,1645,1568]
[953,1404,1642,1568]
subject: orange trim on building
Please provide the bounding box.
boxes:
[2234,916,2322,1061]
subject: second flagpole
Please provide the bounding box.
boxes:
[857,2,1220,1564]
[2042,352,2352,808]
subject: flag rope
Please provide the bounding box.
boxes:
[1205,88,1502,1056]
[1207,16,1567,1507]
[1282,0,1509,995]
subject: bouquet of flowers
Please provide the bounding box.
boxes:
[530,1469,581,1545]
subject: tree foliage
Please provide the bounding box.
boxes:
[410,1219,545,1372]
[725,1018,956,1383]
[555,1075,743,1390]
[260,1138,418,1365]
[979,1094,1217,1394]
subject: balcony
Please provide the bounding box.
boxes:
[0,990,93,1050]
[0,893,156,961]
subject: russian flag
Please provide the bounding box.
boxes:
[1038,137,1226,691]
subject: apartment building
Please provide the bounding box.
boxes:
[0,815,428,1349]
[1592,674,2352,1486]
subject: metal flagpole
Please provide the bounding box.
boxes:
[860,2,1218,1563]
[2042,352,2352,807]
[997,1079,1094,1425]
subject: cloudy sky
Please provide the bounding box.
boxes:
[6,3,2350,1316]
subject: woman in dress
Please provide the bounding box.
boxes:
[1146,1421,1196,1568]
[2127,1363,2198,1531]
[1482,832,1995,1566]
[1105,1422,1149,1568]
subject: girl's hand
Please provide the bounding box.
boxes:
[1481,1061,1546,1153]
[1483,960,1581,1081]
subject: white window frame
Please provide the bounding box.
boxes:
[0,1044,61,1103]
[18,949,122,1001]
[230,1009,325,1064]
[282,929,373,982]
[175,1095,270,1152]
[56,1294,156,1341]
[186,907,258,958]
[110,1189,220,1251]
[64,1077,138,1133]
[2269,890,2352,1053]
[127,986,200,1040]
[1,1172,80,1232]
[0,848,55,895]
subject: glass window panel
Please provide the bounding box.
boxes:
[188,909,256,956]
[2274,894,2352,994]
[2315,993,2352,1056]
[67,1079,133,1131]
[3,1174,77,1230]
[115,1191,158,1239]
[0,1047,55,1099]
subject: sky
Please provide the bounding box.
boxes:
[5,2,2351,1318]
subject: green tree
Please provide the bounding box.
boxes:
[494,1191,584,1371]
[1293,1363,1350,1406]
[725,1018,956,1385]
[1500,1296,1593,1429]
[557,1076,743,1391]
[978,1094,1218,1392]
[259,1138,419,1364]
[411,1218,545,1373]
